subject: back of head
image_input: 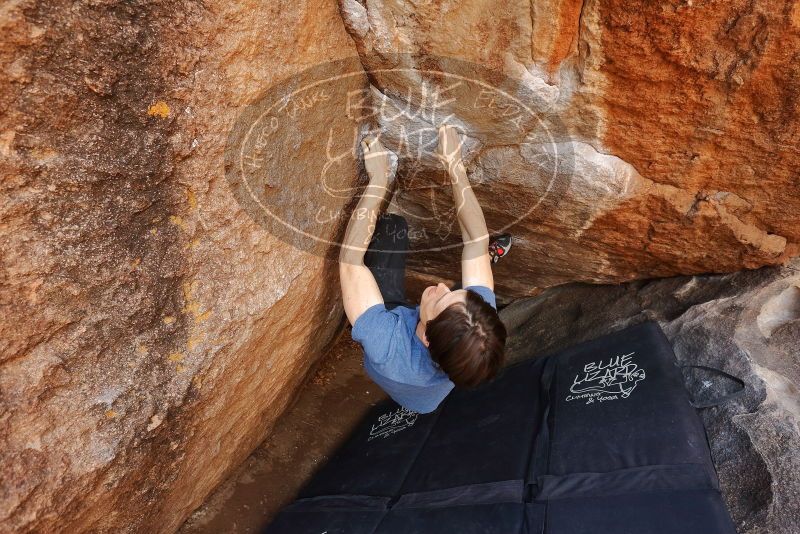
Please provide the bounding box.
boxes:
[426,290,507,388]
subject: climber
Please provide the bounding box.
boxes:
[338,124,511,414]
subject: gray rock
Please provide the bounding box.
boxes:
[500,259,800,534]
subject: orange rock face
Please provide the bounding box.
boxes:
[1,0,363,532]
[337,0,799,294]
[2,0,799,532]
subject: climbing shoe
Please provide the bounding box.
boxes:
[489,234,512,264]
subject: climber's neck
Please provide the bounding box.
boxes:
[415,321,428,348]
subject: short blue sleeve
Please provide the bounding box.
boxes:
[351,303,401,365]
[465,285,497,310]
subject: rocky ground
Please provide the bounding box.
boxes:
[182,259,800,534]
[179,333,387,534]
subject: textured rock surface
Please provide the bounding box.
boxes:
[3,0,800,532]
[0,1,363,532]
[338,0,800,293]
[501,258,800,534]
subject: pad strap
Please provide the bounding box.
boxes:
[680,365,746,409]
[527,355,558,493]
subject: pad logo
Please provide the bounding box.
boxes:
[565,351,646,405]
[368,406,419,441]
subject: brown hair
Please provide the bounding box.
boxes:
[426,289,507,388]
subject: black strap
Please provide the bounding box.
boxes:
[537,463,714,500]
[527,356,558,496]
[392,480,524,510]
[680,365,746,408]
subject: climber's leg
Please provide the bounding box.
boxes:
[364,213,410,309]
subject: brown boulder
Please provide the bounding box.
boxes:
[3,0,800,532]
[337,0,799,294]
[0,0,363,532]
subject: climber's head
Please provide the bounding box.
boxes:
[418,283,507,388]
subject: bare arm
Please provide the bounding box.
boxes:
[437,125,493,290]
[339,137,395,326]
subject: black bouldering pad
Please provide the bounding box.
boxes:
[263,321,738,534]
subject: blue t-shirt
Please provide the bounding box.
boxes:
[351,286,497,414]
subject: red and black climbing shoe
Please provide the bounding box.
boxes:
[489,234,513,264]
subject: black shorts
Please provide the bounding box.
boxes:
[364,213,411,310]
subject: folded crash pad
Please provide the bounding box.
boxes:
[264,321,739,534]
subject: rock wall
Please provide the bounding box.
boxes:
[337,0,800,293]
[2,0,799,532]
[0,1,363,532]
[501,258,800,533]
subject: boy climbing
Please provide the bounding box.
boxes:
[339,125,510,414]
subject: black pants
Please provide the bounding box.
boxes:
[364,214,412,310]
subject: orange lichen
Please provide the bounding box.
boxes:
[187,335,204,351]
[169,215,187,230]
[187,188,197,209]
[195,310,213,324]
[147,101,170,118]
[192,375,204,389]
